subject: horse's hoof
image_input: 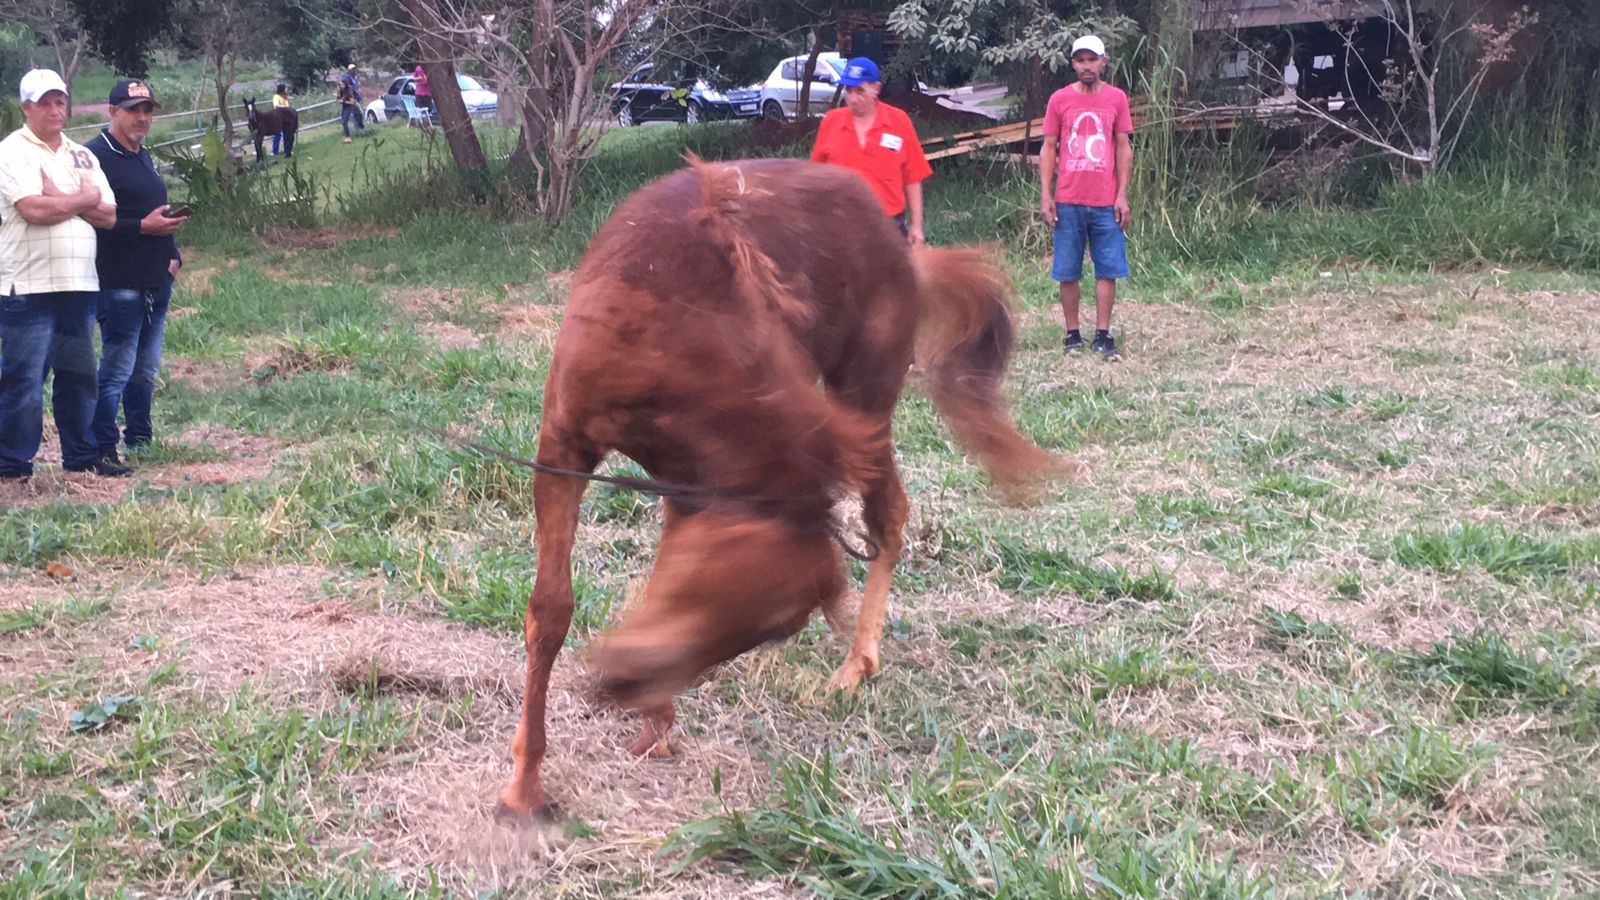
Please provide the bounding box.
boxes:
[827,653,878,692]
[627,733,674,758]
[493,799,561,827]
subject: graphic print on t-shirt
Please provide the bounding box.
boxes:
[1063,110,1109,173]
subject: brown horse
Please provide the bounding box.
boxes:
[242,97,298,160]
[495,156,1078,822]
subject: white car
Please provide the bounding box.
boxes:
[366,73,499,123]
[758,52,846,121]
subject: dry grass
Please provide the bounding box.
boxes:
[2,263,1596,896]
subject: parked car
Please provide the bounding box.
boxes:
[758,52,847,121]
[367,72,498,123]
[609,63,760,126]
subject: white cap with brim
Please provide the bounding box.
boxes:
[20,68,68,103]
[1071,35,1107,58]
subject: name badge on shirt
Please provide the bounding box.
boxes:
[878,133,903,152]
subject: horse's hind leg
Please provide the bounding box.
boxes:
[828,443,908,691]
[495,436,599,824]
[627,702,675,758]
[626,497,686,760]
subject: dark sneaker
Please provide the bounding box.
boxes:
[68,457,133,478]
[0,471,30,483]
[1063,331,1084,353]
[1091,333,1120,360]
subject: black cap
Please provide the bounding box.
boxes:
[108,78,159,110]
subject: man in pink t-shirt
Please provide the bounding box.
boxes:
[1040,35,1133,359]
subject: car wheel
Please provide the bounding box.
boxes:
[618,104,635,127]
[762,100,786,122]
[685,100,702,124]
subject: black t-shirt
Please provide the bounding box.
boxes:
[86,129,180,289]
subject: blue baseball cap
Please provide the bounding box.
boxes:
[838,57,881,86]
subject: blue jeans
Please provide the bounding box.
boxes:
[341,105,365,137]
[272,131,283,154]
[0,291,100,476]
[1051,203,1130,282]
[94,282,171,456]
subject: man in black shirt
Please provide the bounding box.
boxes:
[86,78,186,469]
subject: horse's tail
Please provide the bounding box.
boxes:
[911,246,1084,500]
[687,154,882,495]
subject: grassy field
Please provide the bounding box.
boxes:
[2,119,1598,898]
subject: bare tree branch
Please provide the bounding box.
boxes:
[1206,0,1535,175]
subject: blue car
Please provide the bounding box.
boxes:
[609,63,760,126]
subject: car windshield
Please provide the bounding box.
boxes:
[456,74,485,91]
[824,58,846,76]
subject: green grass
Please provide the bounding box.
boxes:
[3,110,1599,897]
[1390,523,1580,582]
[1401,631,1600,714]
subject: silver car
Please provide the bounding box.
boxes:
[757,52,846,121]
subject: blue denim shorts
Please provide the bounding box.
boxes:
[1051,203,1129,282]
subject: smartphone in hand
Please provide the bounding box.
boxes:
[163,205,195,219]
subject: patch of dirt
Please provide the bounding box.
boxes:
[420,321,482,351]
[163,355,240,392]
[256,265,332,287]
[175,266,221,298]
[499,303,558,339]
[245,337,353,383]
[262,223,401,251]
[385,286,477,319]
[1257,576,1477,650]
[3,564,782,891]
[0,424,282,509]
[1514,290,1600,341]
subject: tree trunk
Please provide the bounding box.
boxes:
[798,31,824,118]
[214,57,233,151]
[211,52,237,192]
[426,59,489,195]
[406,0,487,191]
[50,37,81,116]
[509,86,545,178]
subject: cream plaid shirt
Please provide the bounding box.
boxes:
[0,125,114,295]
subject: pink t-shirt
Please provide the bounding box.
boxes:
[1043,83,1133,207]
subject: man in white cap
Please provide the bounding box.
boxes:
[0,68,127,481]
[1040,35,1134,360]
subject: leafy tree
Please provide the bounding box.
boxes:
[0,24,38,99]
[171,0,270,181]
[889,0,1137,120]
[889,0,1137,78]
[267,0,342,93]
[0,0,87,113]
[66,0,174,78]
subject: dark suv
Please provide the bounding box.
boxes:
[609,63,761,126]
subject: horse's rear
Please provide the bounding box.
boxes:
[495,158,1074,823]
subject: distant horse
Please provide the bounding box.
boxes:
[242,97,298,160]
[493,156,1081,823]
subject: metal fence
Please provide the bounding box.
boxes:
[65,98,342,153]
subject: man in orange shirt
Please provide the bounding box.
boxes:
[810,57,931,245]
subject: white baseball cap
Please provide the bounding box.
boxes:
[19,68,68,103]
[1071,35,1107,58]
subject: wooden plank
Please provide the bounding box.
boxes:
[921,106,1241,161]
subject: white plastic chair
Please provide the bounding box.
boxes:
[401,95,433,128]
